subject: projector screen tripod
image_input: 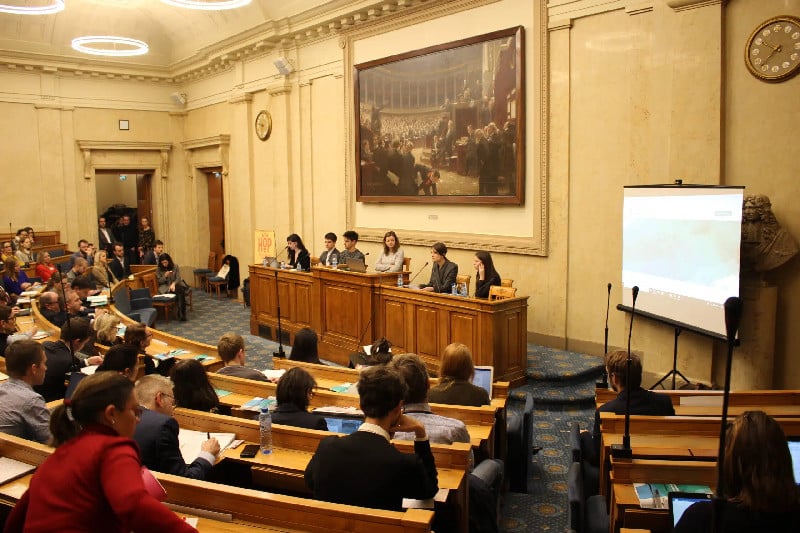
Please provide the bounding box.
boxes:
[651,326,691,390]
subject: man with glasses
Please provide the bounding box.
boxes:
[133,375,220,480]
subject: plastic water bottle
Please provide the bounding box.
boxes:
[460,283,468,297]
[259,408,272,454]
[262,257,268,267]
[331,256,338,268]
[397,274,403,287]
[451,283,457,295]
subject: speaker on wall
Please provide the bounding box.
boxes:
[171,92,187,106]
[274,57,294,76]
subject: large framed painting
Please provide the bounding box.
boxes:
[354,26,525,205]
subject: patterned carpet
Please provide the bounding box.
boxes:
[158,290,603,533]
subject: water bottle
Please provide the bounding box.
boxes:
[259,408,272,454]
[262,257,268,267]
[331,255,338,268]
[397,274,403,287]
[451,283,457,295]
[460,283,468,297]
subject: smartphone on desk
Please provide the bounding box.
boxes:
[240,444,260,458]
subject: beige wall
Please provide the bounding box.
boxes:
[1,0,799,387]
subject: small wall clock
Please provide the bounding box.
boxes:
[255,110,272,141]
[745,16,800,82]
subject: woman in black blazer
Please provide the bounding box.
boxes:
[272,368,327,431]
[286,234,310,271]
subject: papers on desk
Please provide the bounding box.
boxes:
[0,457,36,485]
[362,345,392,355]
[241,397,276,412]
[263,369,285,381]
[86,295,108,306]
[153,294,176,301]
[402,488,449,509]
[31,330,49,340]
[634,483,711,509]
[20,291,39,298]
[80,365,98,376]
[312,405,364,416]
[15,298,31,305]
[154,349,189,361]
[178,429,236,464]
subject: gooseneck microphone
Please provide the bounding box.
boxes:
[598,282,612,386]
[408,262,430,285]
[272,270,286,359]
[613,285,638,458]
[715,297,742,496]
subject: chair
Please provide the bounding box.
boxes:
[310,256,320,267]
[142,272,176,323]
[489,286,517,300]
[567,461,608,533]
[402,257,411,272]
[456,273,471,294]
[506,390,534,493]
[127,287,157,327]
[501,278,513,287]
[193,252,216,290]
[207,255,240,299]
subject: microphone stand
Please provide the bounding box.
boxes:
[272,270,286,359]
[612,285,638,459]
[711,296,742,533]
[407,262,430,285]
[598,282,612,387]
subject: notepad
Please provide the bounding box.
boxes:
[178,430,236,464]
[0,457,36,485]
[241,397,276,411]
[634,483,711,509]
[263,369,285,381]
[214,389,232,398]
[194,354,212,361]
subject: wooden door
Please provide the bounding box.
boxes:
[206,169,225,266]
[136,174,153,229]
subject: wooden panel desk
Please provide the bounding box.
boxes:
[595,387,800,407]
[376,286,528,384]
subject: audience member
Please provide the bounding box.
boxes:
[113,214,139,266]
[473,251,501,298]
[674,410,800,532]
[108,242,130,281]
[286,234,310,271]
[97,216,113,253]
[96,344,139,381]
[43,271,66,293]
[290,328,321,364]
[272,367,327,430]
[156,253,188,321]
[0,340,50,444]
[34,251,57,283]
[349,337,393,369]
[66,257,89,284]
[338,230,365,266]
[142,240,164,265]
[68,239,93,271]
[581,350,674,467]
[38,291,66,327]
[14,237,35,265]
[216,332,267,381]
[90,249,118,288]
[1,241,14,263]
[0,305,17,356]
[304,365,438,511]
[93,312,121,347]
[374,230,404,273]
[170,359,220,413]
[3,257,33,297]
[37,318,102,402]
[138,217,156,260]
[5,372,197,532]
[419,242,457,293]
[122,323,159,376]
[319,232,340,267]
[429,343,490,407]
[133,375,220,480]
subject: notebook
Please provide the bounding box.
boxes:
[668,491,712,527]
[472,366,494,398]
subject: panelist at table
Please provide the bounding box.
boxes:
[287,234,310,271]
[374,230,404,273]
[419,242,458,293]
[473,251,501,298]
[318,232,340,267]
[338,230,365,266]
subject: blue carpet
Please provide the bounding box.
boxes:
[161,289,599,533]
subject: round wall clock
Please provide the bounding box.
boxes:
[255,110,272,141]
[745,15,800,82]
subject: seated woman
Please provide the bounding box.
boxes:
[286,234,310,271]
[290,328,321,364]
[170,359,220,413]
[675,410,800,532]
[419,242,457,293]
[90,250,118,289]
[374,230,405,273]
[96,344,140,381]
[428,342,490,406]
[156,253,188,321]
[272,367,328,431]
[473,251,501,298]
[5,372,196,532]
[14,237,35,266]
[93,312,121,347]
[34,251,57,283]
[2,257,33,299]
[43,271,66,294]
[122,323,159,376]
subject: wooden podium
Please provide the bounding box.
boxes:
[249,265,528,385]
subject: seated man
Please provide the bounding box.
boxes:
[36,318,102,402]
[65,257,89,284]
[0,340,50,444]
[318,233,340,267]
[215,332,267,382]
[305,365,438,511]
[337,230,365,266]
[142,240,164,266]
[38,291,67,327]
[108,242,131,281]
[67,239,93,271]
[133,375,220,480]
[582,350,675,466]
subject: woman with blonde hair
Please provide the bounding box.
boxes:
[2,257,32,298]
[91,249,118,288]
[93,312,121,346]
[34,251,57,283]
[428,343,490,406]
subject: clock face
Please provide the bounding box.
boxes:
[745,16,800,82]
[255,110,272,141]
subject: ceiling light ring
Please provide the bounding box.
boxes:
[0,0,64,15]
[159,0,252,11]
[71,36,149,57]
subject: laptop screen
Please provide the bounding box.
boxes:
[472,366,494,398]
[789,439,800,484]
[324,417,363,435]
[669,492,711,527]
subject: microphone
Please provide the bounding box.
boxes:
[715,296,742,505]
[408,262,430,285]
[612,285,638,458]
[598,282,612,387]
[724,296,742,345]
[272,270,286,358]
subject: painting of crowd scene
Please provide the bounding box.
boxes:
[354,26,525,205]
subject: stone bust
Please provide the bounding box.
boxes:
[741,194,798,274]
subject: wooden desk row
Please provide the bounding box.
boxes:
[249,265,529,385]
[595,387,800,408]
[0,432,434,533]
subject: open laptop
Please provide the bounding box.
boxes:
[472,365,494,398]
[345,257,367,273]
[668,491,712,527]
[322,413,364,435]
[789,438,800,484]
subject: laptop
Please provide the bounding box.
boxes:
[789,438,800,484]
[322,413,364,435]
[668,491,712,527]
[346,257,367,273]
[472,365,494,398]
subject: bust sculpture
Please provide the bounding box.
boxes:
[741,194,798,274]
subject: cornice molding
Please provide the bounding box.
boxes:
[181,135,230,180]
[665,0,722,12]
[76,140,173,180]
[547,0,654,27]
[181,135,231,151]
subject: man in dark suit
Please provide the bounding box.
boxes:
[97,217,114,253]
[582,350,675,466]
[108,242,130,281]
[36,319,101,402]
[113,214,138,266]
[133,375,220,480]
[141,240,164,266]
[318,233,340,267]
[305,365,438,511]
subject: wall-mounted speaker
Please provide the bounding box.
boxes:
[274,57,294,76]
[170,92,187,106]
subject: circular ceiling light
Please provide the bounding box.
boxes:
[160,0,252,10]
[71,36,149,57]
[0,0,64,15]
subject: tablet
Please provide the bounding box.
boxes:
[472,366,494,398]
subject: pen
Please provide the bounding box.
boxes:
[207,432,211,439]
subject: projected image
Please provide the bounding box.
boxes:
[622,188,743,337]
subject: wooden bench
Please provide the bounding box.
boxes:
[0,231,61,246]
[0,432,434,533]
[595,387,800,408]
